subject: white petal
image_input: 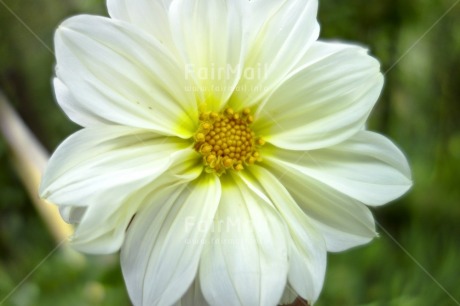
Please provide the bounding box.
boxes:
[40,126,188,206]
[121,174,221,306]
[169,0,245,109]
[263,148,379,252]
[264,130,412,206]
[241,167,326,303]
[55,15,197,137]
[229,0,319,110]
[254,41,383,150]
[279,285,298,305]
[70,147,202,254]
[199,174,289,306]
[107,0,176,49]
[59,205,86,224]
[66,183,153,254]
[172,279,210,306]
[40,126,197,253]
[53,78,108,127]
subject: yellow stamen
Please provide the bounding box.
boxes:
[202,122,212,130]
[195,133,205,142]
[193,107,265,175]
[257,138,266,146]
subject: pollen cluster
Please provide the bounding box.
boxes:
[194,108,264,175]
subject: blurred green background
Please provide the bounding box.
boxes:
[0,0,459,305]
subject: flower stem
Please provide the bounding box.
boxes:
[0,90,73,244]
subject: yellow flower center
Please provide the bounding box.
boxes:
[194,108,264,175]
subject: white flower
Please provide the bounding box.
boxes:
[39,0,412,305]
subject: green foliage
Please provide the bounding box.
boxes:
[1,0,459,305]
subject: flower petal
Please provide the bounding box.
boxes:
[254,41,383,150]
[241,167,326,303]
[121,174,221,306]
[55,15,197,136]
[39,126,196,253]
[172,279,210,306]
[199,174,289,306]
[53,78,109,126]
[262,148,379,252]
[58,205,86,224]
[279,285,298,305]
[107,0,176,49]
[67,187,151,253]
[168,0,246,110]
[71,147,202,254]
[229,0,319,110]
[264,130,412,206]
[40,126,188,206]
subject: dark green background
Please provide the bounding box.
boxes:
[1,0,459,305]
